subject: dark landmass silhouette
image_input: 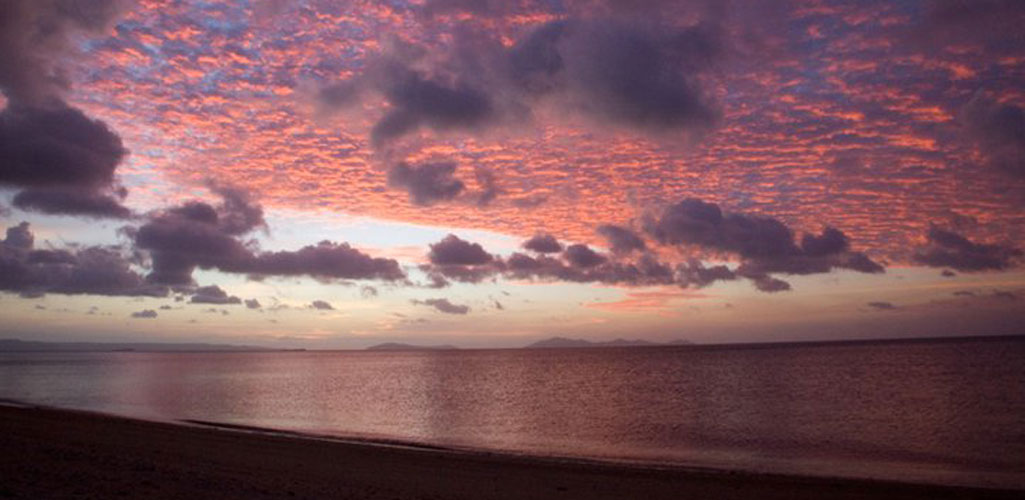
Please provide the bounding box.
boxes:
[0,339,278,353]
[365,342,459,351]
[525,337,691,349]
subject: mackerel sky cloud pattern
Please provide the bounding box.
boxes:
[61,1,1020,246]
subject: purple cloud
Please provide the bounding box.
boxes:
[1,222,166,298]
[597,224,646,255]
[413,298,470,314]
[428,234,493,265]
[309,300,334,310]
[132,189,405,285]
[913,225,1022,271]
[388,161,466,206]
[523,233,563,253]
[190,285,242,305]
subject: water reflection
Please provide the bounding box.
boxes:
[0,339,1023,488]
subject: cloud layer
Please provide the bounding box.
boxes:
[913,225,1022,272]
[0,0,131,218]
[0,222,165,298]
[131,188,405,285]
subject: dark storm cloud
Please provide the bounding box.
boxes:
[960,95,1025,178]
[309,300,334,310]
[523,233,563,253]
[649,198,884,281]
[675,259,736,288]
[314,80,359,111]
[564,244,607,268]
[0,1,133,219]
[0,105,127,189]
[44,248,164,297]
[371,67,494,146]
[13,188,132,219]
[244,242,405,282]
[425,233,677,288]
[867,301,897,310]
[27,249,76,265]
[133,190,405,285]
[597,224,646,254]
[650,198,800,259]
[0,221,166,298]
[510,19,721,132]
[424,232,743,291]
[210,184,267,235]
[315,9,724,148]
[420,198,882,293]
[913,225,1022,271]
[917,0,1025,55]
[420,262,499,284]
[474,166,501,207]
[421,234,502,285]
[189,285,242,305]
[800,227,848,257]
[413,297,470,315]
[507,251,676,287]
[420,0,725,18]
[504,252,551,273]
[388,161,465,206]
[0,105,131,218]
[132,199,255,285]
[0,0,124,105]
[746,274,791,293]
[428,234,493,265]
[130,309,157,319]
[418,0,525,17]
[4,222,33,249]
[313,32,505,146]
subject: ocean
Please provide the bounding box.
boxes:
[1,337,1023,489]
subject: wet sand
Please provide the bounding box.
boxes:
[0,404,1018,499]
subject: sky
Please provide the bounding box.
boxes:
[1,0,1023,349]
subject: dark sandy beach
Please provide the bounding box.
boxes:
[0,404,1019,500]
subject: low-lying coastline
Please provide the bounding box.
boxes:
[0,403,1020,500]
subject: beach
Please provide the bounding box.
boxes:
[0,404,1019,500]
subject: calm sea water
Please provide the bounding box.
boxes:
[1,338,1023,488]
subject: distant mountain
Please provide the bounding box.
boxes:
[524,337,682,349]
[0,339,276,353]
[365,342,458,351]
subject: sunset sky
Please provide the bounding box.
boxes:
[1,0,1023,348]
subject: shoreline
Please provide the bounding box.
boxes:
[2,333,1021,354]
[0,404,1020,499]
